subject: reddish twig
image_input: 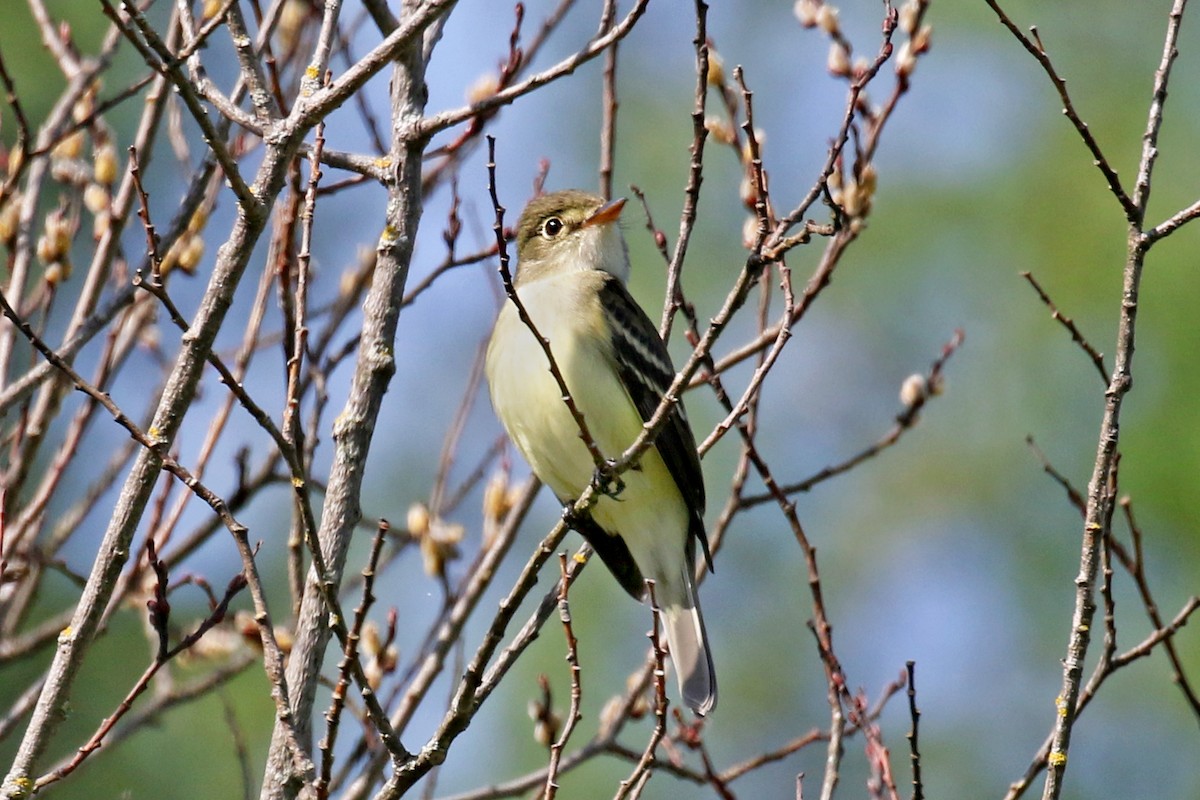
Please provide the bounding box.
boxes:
[543,554,584,799]
[485,135,610,476]
[613,581,669,800]
[35,541,246,789]
[316,520,391,799]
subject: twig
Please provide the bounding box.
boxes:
[416,1,650,139]
[1025,435,1087,515]
[260,5,440,790]
[691,15,902,382]
[283,102,325,615]
[1020,271,1107,383]
[34,542,247,789]
[382,511,575,795]
[126,160,323,608]
[1005,595,1200,800]
[0,280,316,785]
[813,620,846,800]
[981,0,1138,222]
[473,540,591,708]
[659,0,712,342]
[418,0,580,195]
[0,52,32,173]
[613,581,668,800]
[597,0,619,200]
[435,656,905,800]
[1023,441,1200,734]
[1114,499,1200,721]
[401,242,500,310]
[332,473,537,796]
[1145,197,1200,243]
[485,136,610,476]
[905,662,924,800]
[429,339,489,518]
[739,329,964,507]
[316,521,391,800]
[98,0,254,207]
[1023,1,1189,794]
[543,554,584,800]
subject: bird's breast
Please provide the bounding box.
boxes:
[486,274,640,499]
[485,272,692,590]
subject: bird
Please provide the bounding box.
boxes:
[485,189,716,715]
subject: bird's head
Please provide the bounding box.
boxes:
[514,190,629,285]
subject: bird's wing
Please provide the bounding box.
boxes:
[598,275,712,569]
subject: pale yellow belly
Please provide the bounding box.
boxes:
[485,275,690,595]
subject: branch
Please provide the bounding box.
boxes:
[1020,271,1107,384]
[417,1,650,139]
[982,0,1139,222]
[34,543,247,789]
[542,554,585,800]
[485,137,610,475]
[612,582,668,800]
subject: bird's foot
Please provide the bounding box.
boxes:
[591,459,625,499]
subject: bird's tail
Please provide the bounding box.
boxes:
[659,564,717,715]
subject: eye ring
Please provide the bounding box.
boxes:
[541,216,564,238]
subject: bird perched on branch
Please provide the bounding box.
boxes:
[485,189,716,715]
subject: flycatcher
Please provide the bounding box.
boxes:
[485,189,717,715]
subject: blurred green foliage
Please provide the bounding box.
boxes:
[1,1,1196,799]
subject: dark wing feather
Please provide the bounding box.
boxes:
[598,276,713,570]
[570,512,646,599]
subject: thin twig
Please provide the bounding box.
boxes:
[316,521,391,800]
[485,136,610,475]
[739,329,964,507]
[982,0,1138,222]
[659,0,711,342]
[1020,271,1107,383]
[1115,499,1200,721]
[416,1,650,140]
[543,554,584,800]
[597,0,619,200]
[905,662,924,800]
[34,544,247,789]
[613,581,668,800]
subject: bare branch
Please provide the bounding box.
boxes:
[982,0,1139,222]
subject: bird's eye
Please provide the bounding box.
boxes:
[541,217,564,238]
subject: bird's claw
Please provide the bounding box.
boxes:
[592,459,625,499]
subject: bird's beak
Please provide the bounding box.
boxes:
[584,197,626,228]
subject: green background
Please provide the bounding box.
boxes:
[1,0,1197,798]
